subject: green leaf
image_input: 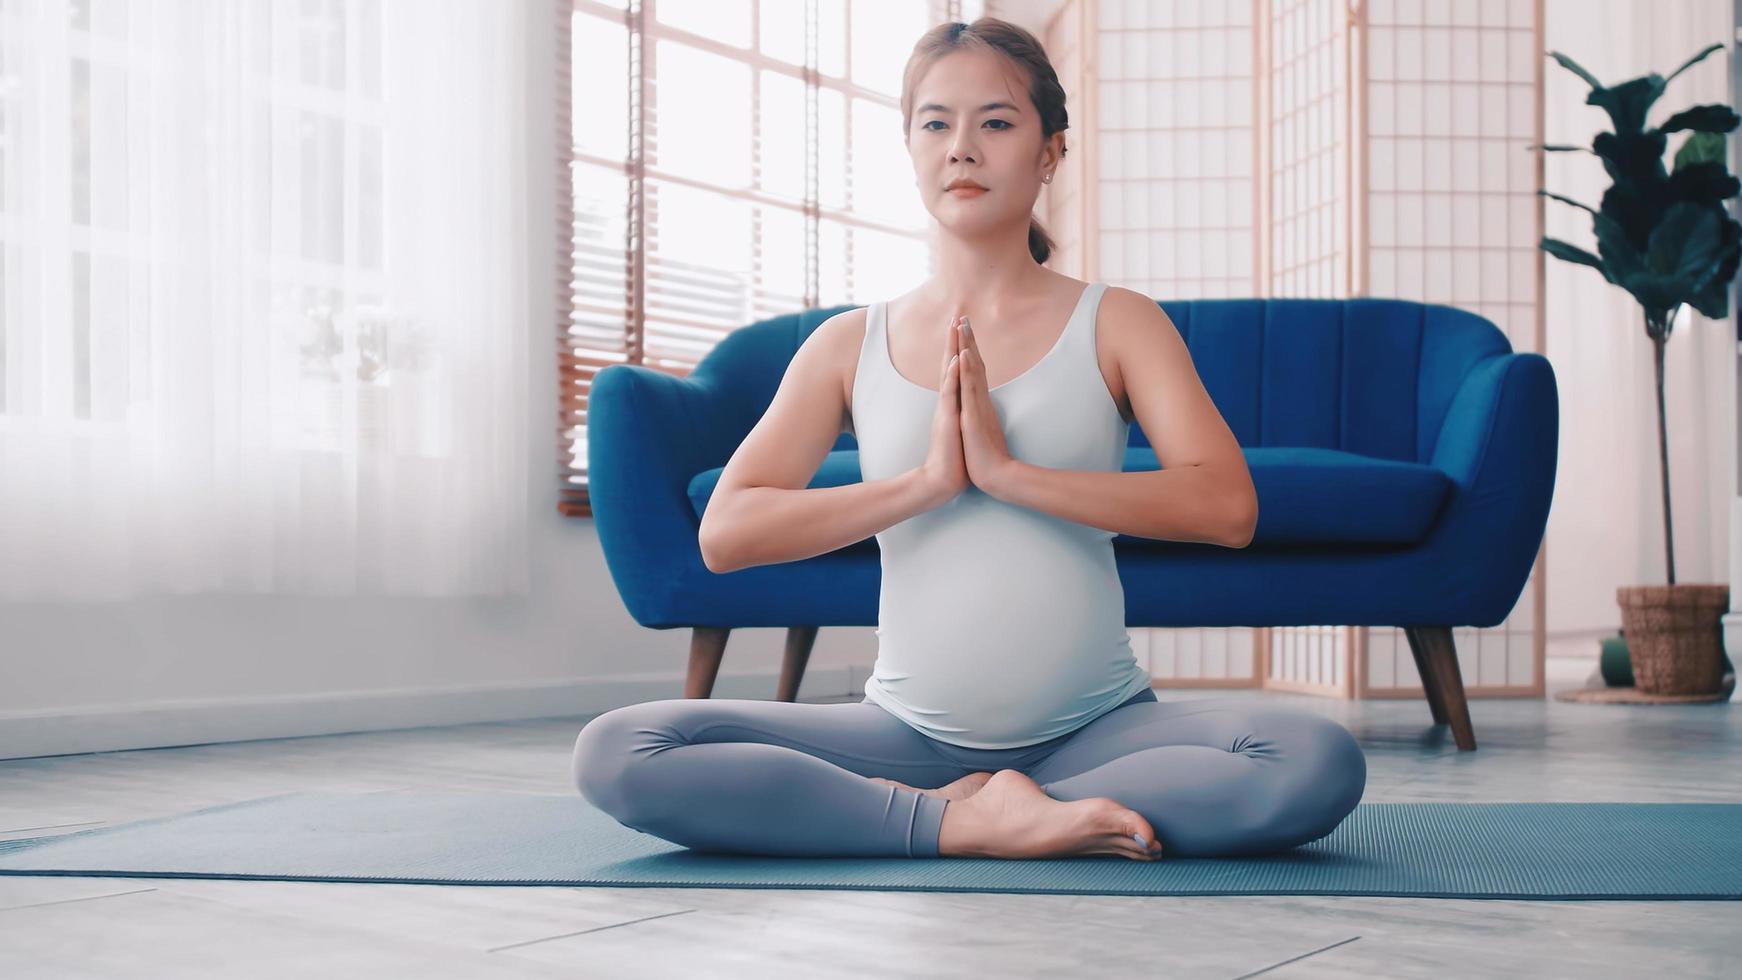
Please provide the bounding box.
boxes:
[1685,211,1742,299]
[1687,217,1741,318]
[1645,201,1724,283]
[1592,130,1668,183]
[1593,206,1650,283]
[1674,130,1726,170]
[1526,143,1596,153]
[1615,270,1683,317]
[1658,104,1741,135]
[1601,184,1666,245]
[1538,189,1598,215]
[1548,50,1603,90]
[1663,42,1726,87]
[1588,74,1667,133]
[1540,237,1616,283]
[1666,160,1740,205]
[1688,280,1732,320]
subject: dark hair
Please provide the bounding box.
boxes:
[899,17,1069,265]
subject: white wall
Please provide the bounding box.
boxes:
[1542,0,1735,644]
[0,14,876,762]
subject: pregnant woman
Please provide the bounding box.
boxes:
[572,17,1366,861]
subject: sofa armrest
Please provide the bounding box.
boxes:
[587,363,724,624]
[1421,351,1560,623]
[1429,352,1558,492]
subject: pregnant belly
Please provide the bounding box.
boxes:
[871,505,1135,745]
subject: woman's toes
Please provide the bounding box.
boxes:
[1106,806,1161,859]
[1128,831,1162,859]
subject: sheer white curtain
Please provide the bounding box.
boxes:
[0,0,528,599]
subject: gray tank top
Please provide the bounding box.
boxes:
[851,281,1152,749]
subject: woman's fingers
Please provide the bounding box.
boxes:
[959,319,978,378]
[937,316,957,385]
[949,316,964,406]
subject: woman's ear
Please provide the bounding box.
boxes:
[1035,147,1054,185]
[1041,132,1066,171]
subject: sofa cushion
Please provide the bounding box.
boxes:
[1117,445,1450,547]
[687,445,1451,550]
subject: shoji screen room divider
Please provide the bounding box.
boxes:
[1040,0,1546,700]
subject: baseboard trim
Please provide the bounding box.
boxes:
[0,665,862,761]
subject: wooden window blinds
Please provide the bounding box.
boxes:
[557,0,977,517]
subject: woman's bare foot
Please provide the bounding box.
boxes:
[935,769,1163,861]
[868,771,994,802]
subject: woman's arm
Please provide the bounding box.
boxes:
[976,286,1257,547]
[700,309,948,573]
[704,468,941,573]
[982,460,1254,547]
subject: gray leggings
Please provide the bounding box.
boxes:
[571,687,1367,859]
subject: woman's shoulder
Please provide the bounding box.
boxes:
[1094,281,1164,317]
[810,306,871,394]
[1094,280,1155,306]
[813,303,870,342]
[1056,272,1154,309]
[1094,284,1178,358]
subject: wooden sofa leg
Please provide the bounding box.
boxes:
[1404,628,1450,726]
[685,627,730,699]
[1404,626,1477,751]
[775,626,819,702]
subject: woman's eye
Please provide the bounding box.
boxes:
[922,120,946,131]
[984,119,1011,129]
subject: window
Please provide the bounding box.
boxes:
[559,0,982,517]
[3,0,392,444]
[0,0,528,597]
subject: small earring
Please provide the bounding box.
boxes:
[1043,174,1052,184]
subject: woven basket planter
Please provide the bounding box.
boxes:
[1615,584,1731,695]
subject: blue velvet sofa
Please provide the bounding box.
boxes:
[588,296,1560,751]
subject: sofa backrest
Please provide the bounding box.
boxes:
[1154,297,1513,464]
[689,295,1514,467]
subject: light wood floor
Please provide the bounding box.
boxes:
[2,658,1738,979]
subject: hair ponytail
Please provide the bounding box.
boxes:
[1027,215,1056,265]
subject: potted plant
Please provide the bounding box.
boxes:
[1536,43,1741,696]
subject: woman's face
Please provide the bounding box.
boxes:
[905,47,1062,238]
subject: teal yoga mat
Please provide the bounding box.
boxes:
[2,791,1739,900]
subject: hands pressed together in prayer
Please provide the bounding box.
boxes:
[918,313,1019,507]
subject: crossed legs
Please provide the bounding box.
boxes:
[571,692,1366,859]
[572,697,958,857]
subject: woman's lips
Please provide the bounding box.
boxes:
[947,186,987,196]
